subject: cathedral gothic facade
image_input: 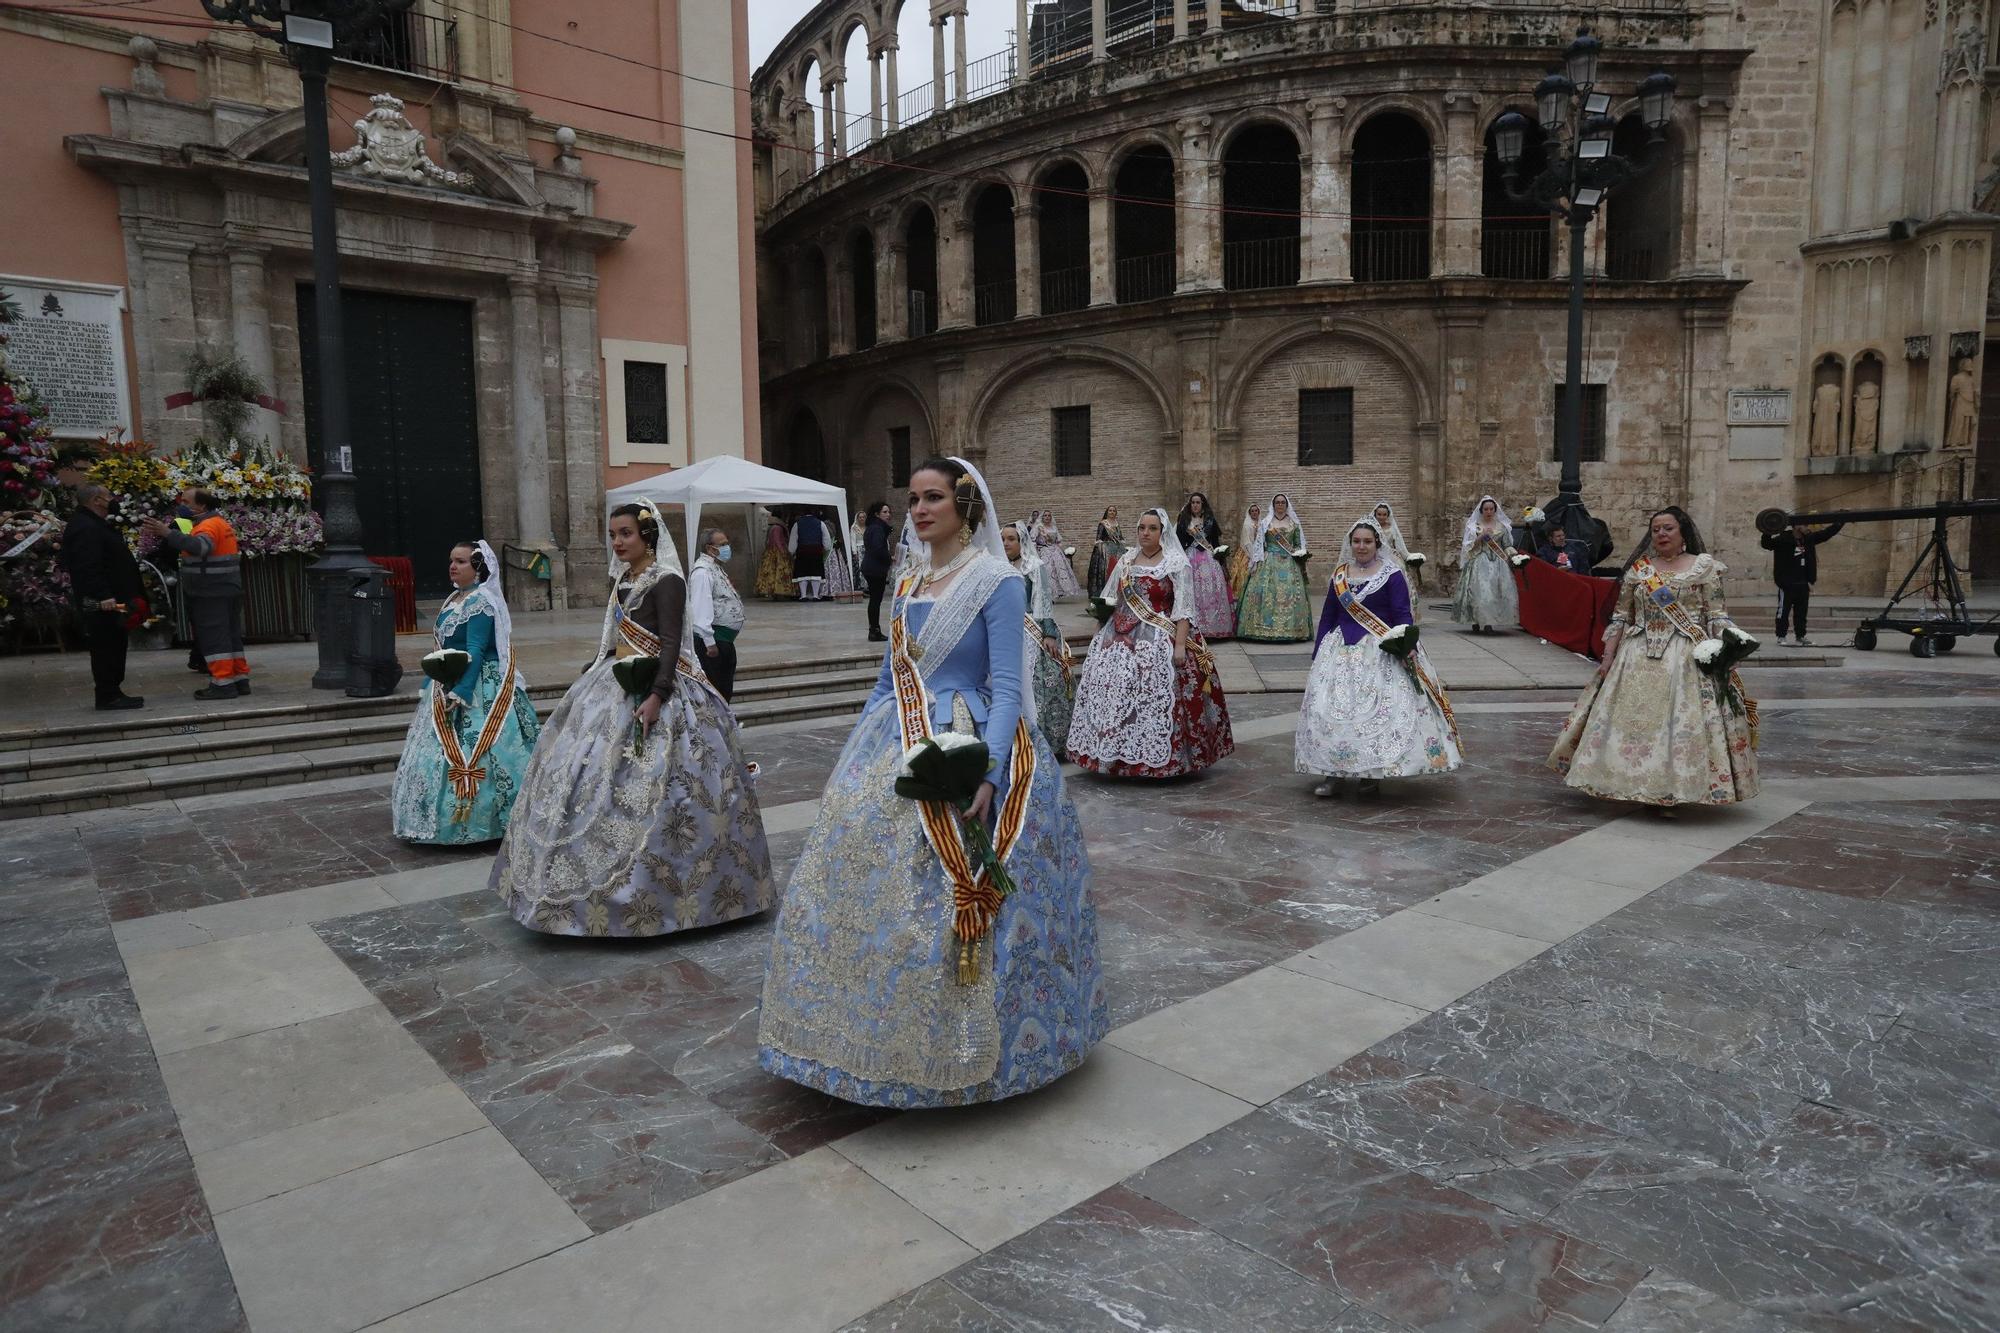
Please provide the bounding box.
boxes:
[753,0,2000,595]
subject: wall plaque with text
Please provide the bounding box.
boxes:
[0,275,131,439]
[1726,389,1792,426]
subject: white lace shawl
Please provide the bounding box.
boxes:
[1105,547,1192,626]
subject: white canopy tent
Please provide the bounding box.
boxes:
[605,455,849,572]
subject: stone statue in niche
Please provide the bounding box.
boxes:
[331,93,472,189]
[1810,378,1843,456]
[1946,359,1978,449]
[1850,380,1881,454]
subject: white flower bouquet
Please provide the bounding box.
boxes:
[1212,544,1230,557]
[1522,506,1546,525]
[895,733,1015,900]
[1405,552,1426,568]
[1375,623,1420,659]
[1063,545,1076,556]
[420,648,469,687]
[1694,627,1758,710]
[1509,553,1532,568]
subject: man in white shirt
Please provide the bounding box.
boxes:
[688,528,746,701]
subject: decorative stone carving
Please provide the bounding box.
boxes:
[331,94,472,189]
[1946,359,1979,449]
[1810,379,1843,457]
[1950,330,1982,359]
[1905,334,1932,361]
[1939,23,1985,91]
[1851,380,1881,453]
[128,36,164,96]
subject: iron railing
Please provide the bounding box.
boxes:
[1030,1,1094,75]
[1041,266,1090,315]
[1222,235,1300,291]
[1116,252,1176,303]
[1606,233,1672,280]
[898,80,936,127]
[335,11,458,82]
[1353,229,1430,282]
[974,279,1017,325]
[1481,225,1553,280]
[964,48,1017,102]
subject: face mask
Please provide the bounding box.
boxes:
[714,544,732,562]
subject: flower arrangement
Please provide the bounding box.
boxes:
[168,440,312,503]
[895,732,1016,902]
[0,377,57,506]
[1694,627,1759,711]
[1522,506,1546,526]
[223,503,323,556]
[1376,623,1420,659]
[421,648,470,688]
[1509,553,1532,568]
[1405,551,1427,568]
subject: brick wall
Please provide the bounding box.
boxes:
[976,362,1168,541]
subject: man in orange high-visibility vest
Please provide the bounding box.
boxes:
[143,489,250,699]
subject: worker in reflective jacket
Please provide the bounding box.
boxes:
[142,489,251,700]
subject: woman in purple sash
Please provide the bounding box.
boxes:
[1295,519,1462,798]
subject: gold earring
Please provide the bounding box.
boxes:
[959,520,974,546]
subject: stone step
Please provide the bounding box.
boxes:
[0,683,883,820]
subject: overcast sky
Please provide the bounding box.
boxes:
[749,0,1013,79]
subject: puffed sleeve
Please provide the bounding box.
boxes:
[1703,560,1737,636]
[980,575,1027,785]
[1608,570,1641,631]
[452,608,494,703]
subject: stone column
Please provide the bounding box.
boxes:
[135,236,201,455]
[1681,308,1731,539]
[830,255,854,355]
[1175,319,1220,502]
[1088,187,1113,306]
[885,42,900,130]
[820,78,837,164]
[550,284,597,607]
[953,11,968,104]
[1303,98,1349,283]
[1205,0,1222,33]
[1172,0,1188,41]
[1440,93,1480,275]
[1178,116,1220,291]
[1437,305,1486,510]
[1015,0,1030,83]
[938,204,973,330]
[508,276,555,548]
[1091,0,1107,59]
[869,54,882,142]
[932,16,946,105]
[832,67,848,157]
[878,236,906,343]
[934,352,967,456]
[225,244,281,439]
[1014,199,1040,318]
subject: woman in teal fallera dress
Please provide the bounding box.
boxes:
[391,540,542,844]
[1235,492,1313,642]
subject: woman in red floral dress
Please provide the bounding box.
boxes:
[1068,507,1233,778]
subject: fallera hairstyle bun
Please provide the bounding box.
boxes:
[608,502,659,550]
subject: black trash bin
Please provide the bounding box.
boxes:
[345,566,405,698]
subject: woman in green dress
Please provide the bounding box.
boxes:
[1234,492,1312,642]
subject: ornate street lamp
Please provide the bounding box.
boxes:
[1494,30,1674,548]
[200,0,412,694]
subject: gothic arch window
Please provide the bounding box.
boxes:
[1352,112,1432,281]
[905,203,939,336]
[1605,115,1680,281]
[849,228,878,351]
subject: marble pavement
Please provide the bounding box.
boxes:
[3,631,1998,1332]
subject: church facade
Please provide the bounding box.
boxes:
[752,0,2000,596]
[2,0,757,604]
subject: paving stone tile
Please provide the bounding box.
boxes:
[368,1149,973,1333]
[1105,966,1424,1105]
[1282,911,1551,1011]
[159,1005,448,1154]
[1128,1106,1648,1332]
[833,1045,1251,1252]
[1598,1269,1792,1333]
[214,1127,589,1333]
[125,925,376,1054]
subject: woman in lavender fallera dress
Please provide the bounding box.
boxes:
[1032,509,1084,601]
[1175,491,1235,641]
[1296,519,1462,798]
[758,458,1105,1107]
[491,501,774,936]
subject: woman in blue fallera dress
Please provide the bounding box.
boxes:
[759,457,1106,1108]
[392,541,541,844]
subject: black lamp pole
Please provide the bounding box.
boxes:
[1494,31,1675,513]
[199,0,412,692]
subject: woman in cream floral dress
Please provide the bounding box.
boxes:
[1548,506,1758,807]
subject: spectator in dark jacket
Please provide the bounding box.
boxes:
[59,484,145,710]
[1760,521,1844,646]
[860,500,894,642]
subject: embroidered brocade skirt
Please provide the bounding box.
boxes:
[754,547,794,598]
[1068,626,1234,779]
[1547,636,1759,807]
[1037,538,1084,600]
[1235,555,1312,642]
[825,547,855,597]
[490,659,775,935]
[1185,547,1235,640]
[1086,540,1125,599]
[756,704,1107,1107]
[1294,640,1462,780]
[1452,549,1520,627]
[390,665,542,844]
[1225,545,1253,601]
